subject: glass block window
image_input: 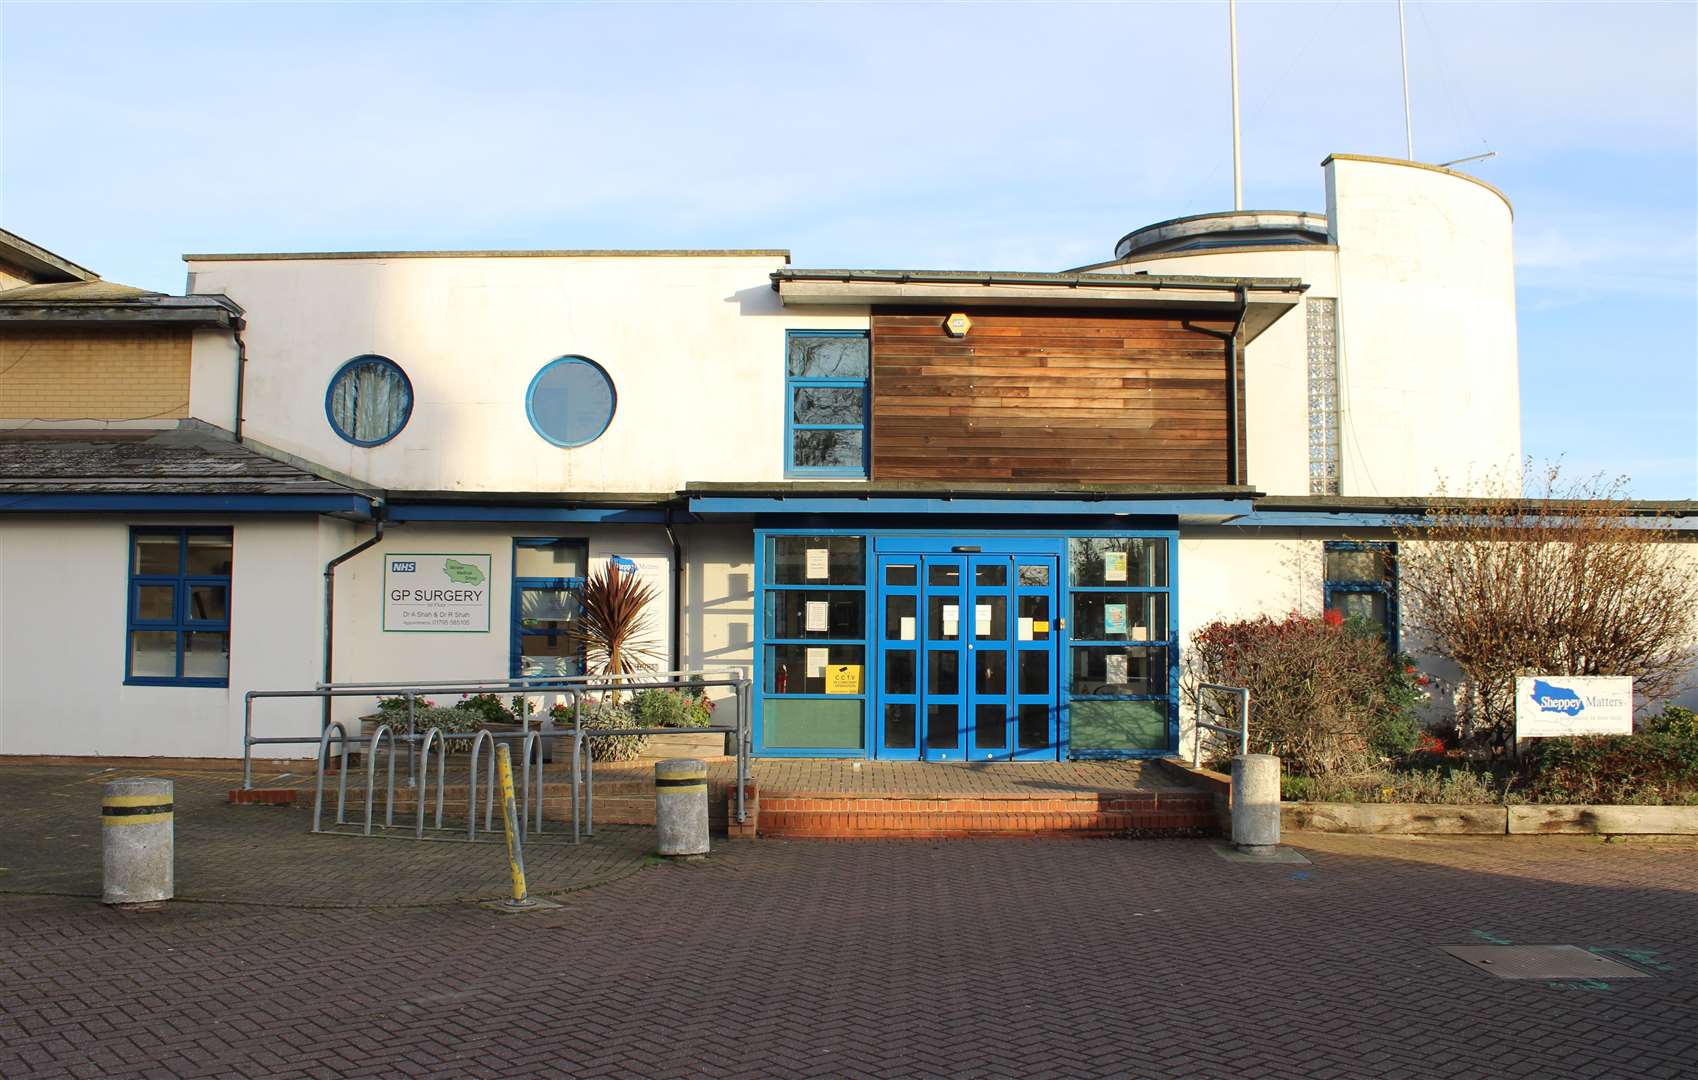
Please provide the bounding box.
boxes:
[326,355,413,446]
[126,528,233,686]
[1307,298,1340,495]
[785,331,869,476]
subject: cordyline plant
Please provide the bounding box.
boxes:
[1395,464,1698,745]
[577,558,665,703]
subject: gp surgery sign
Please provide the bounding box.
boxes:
[384,554,492,632]
[1514,676,1633,738]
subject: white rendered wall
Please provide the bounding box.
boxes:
[324,523,678,729]
[186,254,866,493]
[187,328,239,431]
[679,524,757,714]
[0,517,325,759]
[1325,157,1521,496]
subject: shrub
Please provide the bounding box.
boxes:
[1281,766,1511,805]
[1186,611,1426,777]
[454,693,517,726]
[630,688,714,728]
[553,702,649,762]
[1523,731,1698,805]
[1644,705,1698,738]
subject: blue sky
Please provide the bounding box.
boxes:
[3,1,1693,495]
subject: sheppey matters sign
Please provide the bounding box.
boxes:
[1513,675,1633,738]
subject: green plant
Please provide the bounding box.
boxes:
[454,693,516,726]
[1281,765,1513,805]
[578,558,665,700]
[630,688,714,728]
[555,702,649,762]
[1644,705,1698,738]
[1523,731,1698,805]
[1184,611,1427,777]
[401,706,487,751]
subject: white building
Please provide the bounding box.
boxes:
[1,154,1688,762]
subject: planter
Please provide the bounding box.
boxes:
[1282,802,1508,835]
[640,731,730,760]
[1508,804,1698,835]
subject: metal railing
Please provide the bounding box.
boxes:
[1192,683,1251,768]
[247,669,753,843]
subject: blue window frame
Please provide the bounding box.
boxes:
[511,538,589,678]
[752,528,1179,760]
[1324,540,1399,651]
[784,330,869,477]
[325,354,413,447]
[125,528,232,687]
[527,356,616,448]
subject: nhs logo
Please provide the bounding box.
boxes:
[390,560,418,573]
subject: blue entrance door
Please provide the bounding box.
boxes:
[876,552,1058,761]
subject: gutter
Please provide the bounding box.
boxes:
[322,506,386,727]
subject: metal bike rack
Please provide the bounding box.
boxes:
[260,670,753,844]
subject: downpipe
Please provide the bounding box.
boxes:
[323,509,386,729]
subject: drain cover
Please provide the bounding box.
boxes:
[1441,945,1652,980]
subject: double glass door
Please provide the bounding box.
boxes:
[876,553,1059,761]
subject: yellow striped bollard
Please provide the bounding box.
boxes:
[102,778,174,905]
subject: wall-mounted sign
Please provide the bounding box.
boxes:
[1104,603,1128,635]
[608,554,639,573]
[1104,551,1128,582]
[805,547,829,580]
[944,312,972,337]
[1514,676,1633,738]
[384,554,492,632]
[825,664,863,694]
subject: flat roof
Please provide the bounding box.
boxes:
[183,248,791,263]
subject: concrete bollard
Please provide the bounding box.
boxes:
[102,778,174,905]
[1230,754,1281,853]
[655,758,709,857]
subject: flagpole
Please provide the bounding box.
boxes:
[1398,0,1414,159]
[1230,0,1243,209]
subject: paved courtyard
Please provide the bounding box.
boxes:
[2,764,1696,1078]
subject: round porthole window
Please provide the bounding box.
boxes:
[325,355,413,446]
[526,356,616,448]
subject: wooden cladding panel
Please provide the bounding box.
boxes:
[870,310,1238,483]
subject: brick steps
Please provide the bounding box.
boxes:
[758,792,1219,839]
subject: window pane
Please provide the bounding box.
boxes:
[516,541,587,579]
[927,650,959,695]
[884,703,917,749]
[186,534,233,576]
[327,356,412,444]
[765,644,865,695]
[1328,591,1389,632]
[1070,700,1167,752]
[884,649,916,694]
[1071,646,1168,696]
[792,428,864,469]
[928,595,961,640]
[975,704,1008,749]
[765,697,864,750]
[528,356,616,447]
[791,386,864,425]
[1018,595,1051,640]
[928,563,960,586]
[765,589,864,639]
[1325,548,1393,584]
[129,631,177,678]
[520,588,581,625]
[885,563,917,586]
[1017,704,1050,749]
[1018,650,1049,695]
[1017,563,1050,586]
[183,632,230,679]
[1070,593,1166,642]
[520,633,585,677]
[973,595,1006,640]
[884,594,916,640]
[974,564,1007,587]
[1069,538,1167,587]
[134,584,174,621]
[186,584,228,623]
[787,334,869,378]
[133,535,179,575]
[974,650,1007,695]
[767,536,864,585]
[925,703,959,750]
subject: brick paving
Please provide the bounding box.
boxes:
[0,766,653,908]
[1,762,1695,1078]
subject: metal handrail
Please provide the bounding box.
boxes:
[1193,683,1251,768]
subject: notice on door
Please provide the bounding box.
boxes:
[1104,551,1128,583]
[1104,603,1128,635]
[825,664,862,694]
[384,554,492,632]
[806,647,829,678]
[899,615,916,641]
[942,604,959,637]
[804,600,830,633]
[974,604,993,636]
[1017,617,1034,642]
[805,547,830,580]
